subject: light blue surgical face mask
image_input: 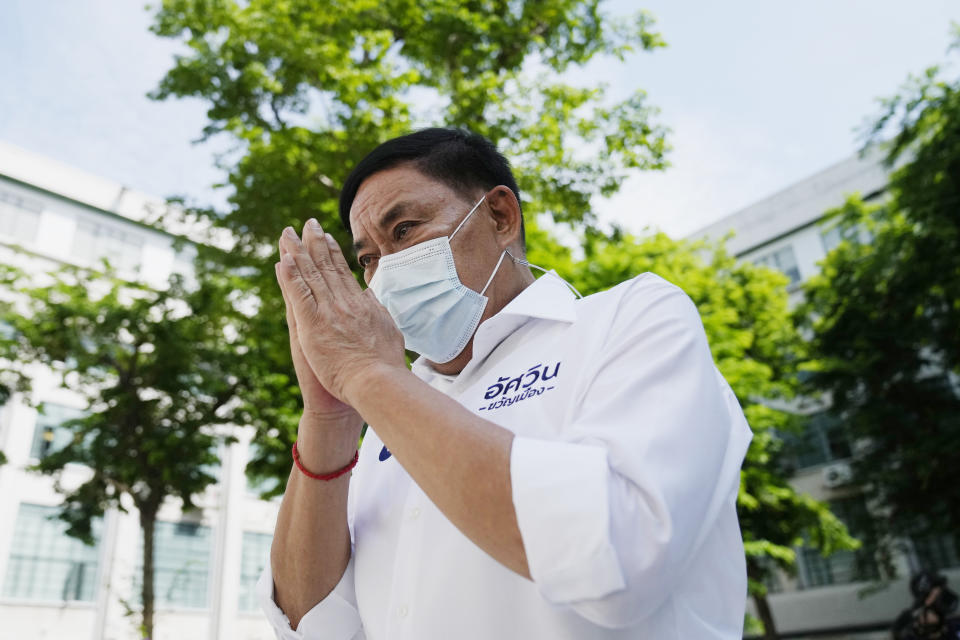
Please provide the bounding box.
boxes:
[369,195,505,363]
[369,194,582,364]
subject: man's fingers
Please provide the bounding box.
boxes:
[276,248,320,326]
[280,227,329,303]
[324,232,362,289]
[302,218,357,296]
[275,247,296,317]
[277,261,318,381]
[302,218,335,274]
[275,261,299,334]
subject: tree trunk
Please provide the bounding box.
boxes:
[746,559,780,640]
[753,593,779,640]
[140,508,157,640]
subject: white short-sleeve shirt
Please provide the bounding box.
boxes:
[258,272,754,639]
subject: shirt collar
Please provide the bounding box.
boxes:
[411,273,577,383]
[495,271,578,324]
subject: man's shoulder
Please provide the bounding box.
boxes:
[575,272,691,318]
[568,272,704,357]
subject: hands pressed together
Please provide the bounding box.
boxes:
[272,218,532,592]
[274,219,405,415]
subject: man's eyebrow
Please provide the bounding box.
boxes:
[351,201,421,254]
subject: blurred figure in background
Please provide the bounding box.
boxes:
[893,571,960,640]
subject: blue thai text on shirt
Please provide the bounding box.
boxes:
[479,361,560,411]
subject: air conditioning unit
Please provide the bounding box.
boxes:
[822,462,853,488]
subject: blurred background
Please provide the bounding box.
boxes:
[0,1,959,639]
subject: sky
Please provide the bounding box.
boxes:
[1,1,958,238]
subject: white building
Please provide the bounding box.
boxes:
[0,141,278,640]
[689,148,960,638]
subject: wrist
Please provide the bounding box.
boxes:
[341,361,409,411]
[292,442,358,481]
[295,411,363,472]
[300,405,362,428]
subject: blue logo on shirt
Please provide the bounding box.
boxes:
[379,445,392,461]
[479,362,560,411]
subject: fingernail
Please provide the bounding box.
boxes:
[283,227,301,244]
[308,218,321,230]
[281,253,295,265]
[325,233,337,245]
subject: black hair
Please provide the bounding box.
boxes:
[338,127,524,244]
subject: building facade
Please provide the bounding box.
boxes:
[0,142,278,640]
[689,148,960,637]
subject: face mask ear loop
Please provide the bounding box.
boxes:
[506,249,583,299]
[479,250,508,296]
[449,195,487,241]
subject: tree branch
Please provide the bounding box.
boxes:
[270,96,288,129]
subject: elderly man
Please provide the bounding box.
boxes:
[258,128,753,639]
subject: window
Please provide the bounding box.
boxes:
[782,411,852,471]
[71,218,144,272]
[134,521,212,609]
[913,534,960,572]
[797,545,880,588]
[821,221,874,254]
[0,190,42,244]
[820,223,862,254]
[238,532,272,611]
[820,226,845,254]
[30,403,86,460]
[797,497,879,589]
[754,556,784,594]
[1,504,102,601]
[754,245,801,287]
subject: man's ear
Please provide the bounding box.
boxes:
[485,185,523,249]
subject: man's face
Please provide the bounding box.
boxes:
[349,164,503,292]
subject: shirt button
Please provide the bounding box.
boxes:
[409,507,421,520]
[397,605,409,618]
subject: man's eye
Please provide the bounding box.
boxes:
[359,255,375,268]
[395,222,415,241]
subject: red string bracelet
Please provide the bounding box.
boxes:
[292,441,359,481]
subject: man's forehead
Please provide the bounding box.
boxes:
[349,171,464,250]
[351,168,429,222]
[351,199,418,253]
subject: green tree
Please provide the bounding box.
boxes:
[147,0,669,488]
[554,231,857,639]
[798,34,960,559]
[0,259,260,639]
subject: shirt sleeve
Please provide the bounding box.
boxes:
[510,275,752,629]
[256,551,365,640]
